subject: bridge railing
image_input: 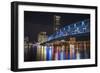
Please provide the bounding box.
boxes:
[47,19,90,41]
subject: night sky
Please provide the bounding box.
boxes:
[24,11,90,43]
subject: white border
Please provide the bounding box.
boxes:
[18,5,95,68]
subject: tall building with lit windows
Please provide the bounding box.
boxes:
[38,32,47,44]
[54,15,61,31]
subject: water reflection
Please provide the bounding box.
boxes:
[24,40,90,61]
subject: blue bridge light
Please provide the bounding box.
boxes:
[47,19,90,42]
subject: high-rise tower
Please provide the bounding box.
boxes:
[54,15,61,31]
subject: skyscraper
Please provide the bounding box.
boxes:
[54,15,61,31]
[38,32,47,44]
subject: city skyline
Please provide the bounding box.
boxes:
[24,11,90,43]
[24,11,90,62]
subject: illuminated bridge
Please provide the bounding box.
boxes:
[41,19,90,45]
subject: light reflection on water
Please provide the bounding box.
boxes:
[24,42,90,61]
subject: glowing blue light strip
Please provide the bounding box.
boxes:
[47,19,90,41]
